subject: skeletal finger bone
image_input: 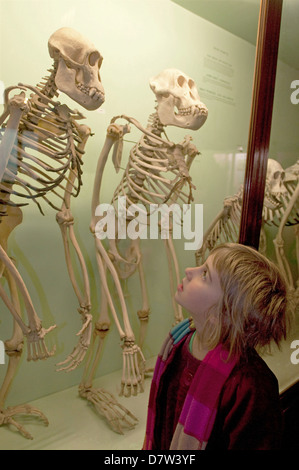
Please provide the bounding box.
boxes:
[26,337,56,362]
[120,340,145,397]
[0,404,49,440]
[56,315,92,371]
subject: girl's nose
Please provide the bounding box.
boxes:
[185,266,197,279]
[186,265,205,279]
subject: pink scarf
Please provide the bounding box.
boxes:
[143,318,237,450]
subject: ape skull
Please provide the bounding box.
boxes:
[264,159,287,210]
[149,68,208,130]
[48,27,105,111]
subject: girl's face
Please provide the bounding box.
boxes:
[175,254,223,332]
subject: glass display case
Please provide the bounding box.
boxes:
[0,0,298,450]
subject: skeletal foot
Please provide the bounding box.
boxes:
[0,404,49,439]
[79,385,138,434]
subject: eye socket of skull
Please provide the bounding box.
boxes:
[176,76,198,100]
[88,51,103,67]
[273,170,285,180]
[177,75,186,87]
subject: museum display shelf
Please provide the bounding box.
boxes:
[1,330,298,451]
[0,357,156,451]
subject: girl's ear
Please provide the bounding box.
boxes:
[208,302,220,325]
[209,313,218,325]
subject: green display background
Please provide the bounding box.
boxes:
[0,0,298,406]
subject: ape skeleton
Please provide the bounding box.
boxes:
[80,69,208,433]
[196,158,299,303]
[0,27,104,439]
[273,159,299,301]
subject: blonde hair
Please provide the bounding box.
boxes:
[202,243,291,358]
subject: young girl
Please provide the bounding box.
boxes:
[143,243,291,450]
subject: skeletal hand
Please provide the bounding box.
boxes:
[26,324,56,361]
[56,311,92,372]
[120,339,145,397]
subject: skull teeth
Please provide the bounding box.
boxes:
[177,106,207,116]
[177,106,192,116]
[76,82,104,100]
[264,193,283,210]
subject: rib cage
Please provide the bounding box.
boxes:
[111,129,194,219]
[0,85,85,216]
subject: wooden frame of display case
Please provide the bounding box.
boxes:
[239,0,283,248]
[238,2,299,448]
